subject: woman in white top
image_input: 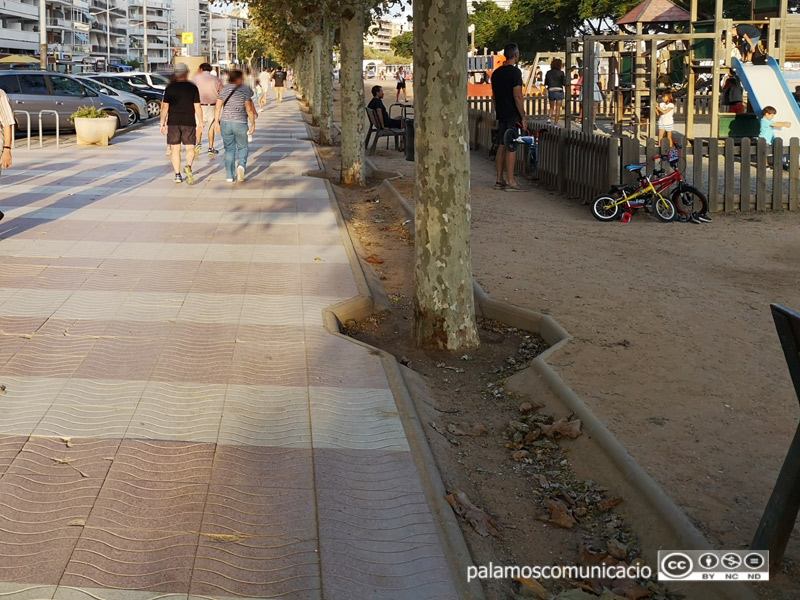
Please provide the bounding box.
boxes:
[395,67,407,103]
[0,89,13,222]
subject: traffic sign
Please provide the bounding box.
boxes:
[182,32,194,44]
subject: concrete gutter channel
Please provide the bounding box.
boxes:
[311,135,758,599]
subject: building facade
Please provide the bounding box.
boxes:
[171,0,211,59]
[127,0,174,68]
[365,19,404,53]
[210,10,246,66]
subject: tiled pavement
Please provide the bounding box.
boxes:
[0,96,459,599]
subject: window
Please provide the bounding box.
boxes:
[0,75,20,94]
[17,74,49,95]
[50,76,85,97]
[150,74,169,86]
[129,75,148,86]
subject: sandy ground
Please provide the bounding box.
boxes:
[334,79,800,596]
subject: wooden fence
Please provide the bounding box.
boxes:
[468,91,715,120]
[469,107,800,212]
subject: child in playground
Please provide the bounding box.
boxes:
[759,106,791,144]
[656,92,675,148]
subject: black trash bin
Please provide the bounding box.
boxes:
[404,118,415,161]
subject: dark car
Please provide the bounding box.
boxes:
[87,74,164,118]
[0,70,129,131]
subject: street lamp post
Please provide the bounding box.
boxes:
[39,0,47,70]
[142,0,148,71]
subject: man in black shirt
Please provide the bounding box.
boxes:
[271,67,287,103]
[491,43,526,191]
[161,63,203,184]
[367,86,402,129]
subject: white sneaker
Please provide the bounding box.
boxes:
[226,178,234,183]
[236,165,245,182]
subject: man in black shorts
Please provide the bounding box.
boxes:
[491,43,526,191]
[160,63,203,184]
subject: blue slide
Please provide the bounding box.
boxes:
[733,56,800,141]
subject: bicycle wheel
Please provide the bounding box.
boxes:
[591,194,621,222]
[528,144,538,173]
[652,195,676,222]
[672,185,708,216]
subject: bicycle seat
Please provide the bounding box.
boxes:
[624,163,647,173]
[610,184,633,192]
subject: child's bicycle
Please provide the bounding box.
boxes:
[503,123,541,173]
[590,163,678,222]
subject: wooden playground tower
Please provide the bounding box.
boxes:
[568,0,798,141]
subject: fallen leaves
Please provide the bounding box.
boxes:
[445,490,500,537]
[364,255,384,264]
[447,422,487,437]
[540,417,583,440]
[537,498,577,529]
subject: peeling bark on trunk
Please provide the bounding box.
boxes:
[412,0,480,351]
[339,0,366,186]
[310,32,323,126]
[317,18,335,146]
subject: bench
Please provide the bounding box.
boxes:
[364,107,403,155]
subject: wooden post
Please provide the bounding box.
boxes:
[757,137,768,211]
[773,139,784,210]
[724,137,735,211]
[582,40,594,134]
[741,137,752,212]
[566,43,574,129]
[789,138,799,211]
[708,138,719,212]
[649,39,658,140]
[710,0,723,139]
[751,304,800,569]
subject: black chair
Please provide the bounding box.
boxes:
[364,107,403,155]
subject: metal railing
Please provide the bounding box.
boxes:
[38,110,60,149]
[13,110,31,150]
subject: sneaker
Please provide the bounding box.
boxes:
[174,173,183,184]
[183,165,194,185]
[0,210,4,223]
[236,165,245,182]
[697,213,713,223]
[194,144,202,156]
[208,148,219,155]
[689,214,702,224]
[226,178,234,183]
[494,181,507,190]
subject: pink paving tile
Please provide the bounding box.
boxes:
[234,324,305,345]
[244,262,301,296]
[304,330,390,389]
[0,436,27,476]
[150,331,235,385]
[6,438,121,482]
[22,267,95,290]
[106,440,215,484]
[0,518,83,584]
[73,336,165,381]
[228,340,307,387]
[189,536,320,599]
[210,446,314,489]
[2,335,97,379]
[60,528,198,593]
[297,224,343,246]
[81,222,139,242]
[248,224,300,246]
[87,479,207,532]
[300,263,359,298]
[190,262,250,295]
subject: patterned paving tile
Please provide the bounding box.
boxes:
[5,438,119,482]
[126,384,225,443]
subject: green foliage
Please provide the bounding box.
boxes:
[70,106,108,121]
[390,30,413,58]
[237,27,275,64]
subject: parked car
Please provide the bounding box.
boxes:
[89,73,165,117]
[110,71,170,91]
[75,76,148,124]
[0,70,128,131]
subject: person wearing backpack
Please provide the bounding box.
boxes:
[214,70,256,183]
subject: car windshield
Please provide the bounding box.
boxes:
[80,79,113,95]
[103,78,136,93]
[150,73,169,86]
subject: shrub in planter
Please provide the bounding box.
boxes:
[71,105,118,146]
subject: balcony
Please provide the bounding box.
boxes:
[2,0,39,19]
[0,28,38,44]
[47,18,72,29]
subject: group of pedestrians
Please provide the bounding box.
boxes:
[161,62,285,184]
[256,66,287,109]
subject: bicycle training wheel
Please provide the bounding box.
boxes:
[591,194,621,222]
[671,185,708,216]
[653,196,677,222]
[503,128,517,152]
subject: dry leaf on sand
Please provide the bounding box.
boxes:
[445,490,500,537]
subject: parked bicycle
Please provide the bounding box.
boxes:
[502,123,541,173]
[590,163,678,222]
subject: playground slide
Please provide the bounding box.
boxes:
[733,56,800,142]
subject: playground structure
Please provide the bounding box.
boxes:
[568,0,800,140]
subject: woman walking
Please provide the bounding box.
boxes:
[545,58,566,125]
[214,70,256,182]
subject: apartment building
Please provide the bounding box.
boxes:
[127,0,174,68]
[365,19,404,53]
[171,0,211,59]
[0,0,38,55]
[210,9,247,65]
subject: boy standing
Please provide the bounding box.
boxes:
[759,106,791,144]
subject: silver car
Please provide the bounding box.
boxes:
[0,70,129,131]
[75,75,148,124]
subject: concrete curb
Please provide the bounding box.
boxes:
[309,137,482,599]
[378,176,758,600]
